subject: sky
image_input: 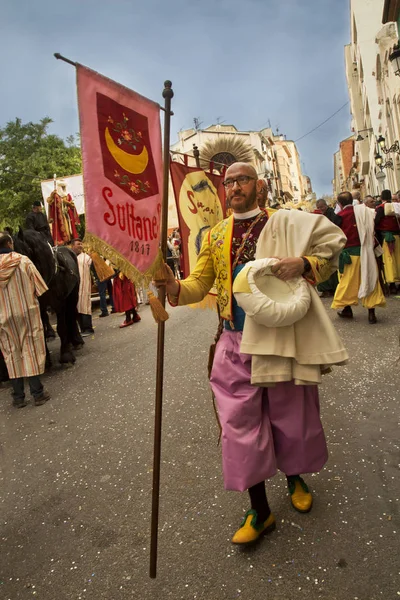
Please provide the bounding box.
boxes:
[0,0,351,197]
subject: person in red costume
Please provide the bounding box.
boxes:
[332,191,386,323]
[113,273,141,328]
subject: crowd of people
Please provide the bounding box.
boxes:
[313,188,399,324]
[0,200,166,408]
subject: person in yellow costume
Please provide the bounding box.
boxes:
[157,162,346,548]
[332,191,386,323]
[375,189,400,293]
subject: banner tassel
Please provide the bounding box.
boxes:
[148,291,169,323]
[89,251,115,282]
[153,262,170,283]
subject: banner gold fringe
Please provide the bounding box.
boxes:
[189,293,218,312]
[84,231,164,286]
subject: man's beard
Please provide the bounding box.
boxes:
[245,187,257,209]
[229,187,257,211]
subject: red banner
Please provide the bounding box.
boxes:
[77,65,163,282]
[170,161,226,278]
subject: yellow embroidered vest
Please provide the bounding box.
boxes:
[208,208,275,320]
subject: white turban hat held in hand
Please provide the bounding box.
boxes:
[233,258,312,328]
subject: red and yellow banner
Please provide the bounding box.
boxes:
[170,161,226,278]
[77,65,163,282]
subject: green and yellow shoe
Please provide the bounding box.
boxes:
[288,476,313,513]
[231,509,276,546]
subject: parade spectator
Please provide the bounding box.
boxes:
[166,236,176,274]
[173,230,184,279]
[137,282,158,306]
[270,201,282,210]
[25,200,54,246]
[113,273,140,328]
[96,277,115,317]
[157,162,347,547]
[315,198,342,226]
[167,231,182,278]
[256,179,269,209]
[352,190,361,205]
[364,195,376,209]
[0,232,50,408]
[70,238,94,336]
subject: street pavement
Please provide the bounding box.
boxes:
[1,297,400,600]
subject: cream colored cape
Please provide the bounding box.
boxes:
[240,210,349,386]
[353,204,378,298]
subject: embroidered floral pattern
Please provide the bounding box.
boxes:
[231,214,268,265]
[208,213,269,320]
[108,113,143,150]
[108,113,150,197]
[113,173,151,194]
[210,218,231,315]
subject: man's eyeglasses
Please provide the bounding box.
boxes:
[222,176,256,189]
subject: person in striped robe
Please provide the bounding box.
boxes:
[0,232,51,407]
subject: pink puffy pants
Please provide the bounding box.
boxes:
[210,331,328,492]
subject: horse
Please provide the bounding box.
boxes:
[13,229,83,365]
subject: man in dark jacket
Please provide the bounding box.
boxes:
[25,201,54,245]
[316,199,342,226]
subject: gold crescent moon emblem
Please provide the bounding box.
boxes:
[105,127,149,174]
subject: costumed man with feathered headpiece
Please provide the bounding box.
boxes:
[156,162,348,548]
[47,180,80,245]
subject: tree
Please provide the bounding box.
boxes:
[0,117,82,230]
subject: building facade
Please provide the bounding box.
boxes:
[333,136,356,196]
[338,0,400,197]
[170,124,311,207]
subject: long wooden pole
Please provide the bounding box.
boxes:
[149,80,174,579]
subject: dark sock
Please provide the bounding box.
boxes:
[287,474,308,493]
[125,311,131,322]
[248,481,270,525]
[131,307,138,319]
[287,474,300,484]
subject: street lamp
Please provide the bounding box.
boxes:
[355,128,373,141]
[389,45,400,77]
[376,134,400,155]
[374,152,393,170]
